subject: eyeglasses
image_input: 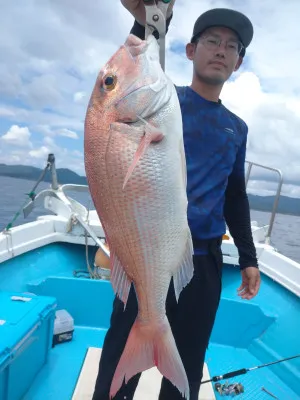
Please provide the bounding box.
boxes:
[194,35,244,55]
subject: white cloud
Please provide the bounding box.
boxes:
[0,135,83,176]
[29,146,50,159]
[74,91,86,103]
[0,106,83,131]
[0,107,15,117]
[1,125,32,148]
[0,0,299,196]
[220,72,300,187]
[21,74,64,109]
[56,128,78,139]
[247,179,300,199]
[0,65,22,98]
[35,125,78,139]
[44,137,55,147]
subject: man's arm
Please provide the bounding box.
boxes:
[224,132,258,270]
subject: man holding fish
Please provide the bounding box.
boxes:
[85,1,261,399]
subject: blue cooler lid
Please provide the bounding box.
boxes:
[0,291,57,368]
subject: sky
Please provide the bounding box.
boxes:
[0,0,299,199]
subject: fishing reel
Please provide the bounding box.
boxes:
[215,382,244,397]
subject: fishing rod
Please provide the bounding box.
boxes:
[201,354,300,384]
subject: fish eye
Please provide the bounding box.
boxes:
[102,74,117,91]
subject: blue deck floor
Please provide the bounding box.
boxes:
[0,243,299,400]
[23,327,106,400]
[206,344,299,400]
[23,325,299,400]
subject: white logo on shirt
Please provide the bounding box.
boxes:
[225,128,235,134]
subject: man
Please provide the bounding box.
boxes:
[92,3,261,400]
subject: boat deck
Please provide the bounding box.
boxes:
[22,326,298,400]
[0,242,299,400]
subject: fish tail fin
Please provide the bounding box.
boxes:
[109,316,190,399]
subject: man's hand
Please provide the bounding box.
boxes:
[121,0,175,26]
[237,267,261,300]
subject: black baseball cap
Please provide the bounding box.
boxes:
[191,8,254,57]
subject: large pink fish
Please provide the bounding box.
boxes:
[84,33,194,399]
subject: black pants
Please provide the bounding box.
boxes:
[92,239,223,400]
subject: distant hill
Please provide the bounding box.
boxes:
[0,163,87,185]
[248,194,299,216]
[0,163,299,216]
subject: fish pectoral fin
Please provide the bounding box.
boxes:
[110,249,132,308]
[173,230,194,302]
[122,116,164,190]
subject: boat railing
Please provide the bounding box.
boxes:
[14,154,109,258]
[245,160,284,244]
[3,154,282,250]
[48,156,284,245]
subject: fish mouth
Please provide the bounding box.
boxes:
[125,34,144,48]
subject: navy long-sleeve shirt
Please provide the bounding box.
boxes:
[130,19,258,269]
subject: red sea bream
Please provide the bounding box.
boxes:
[84,33,194,399]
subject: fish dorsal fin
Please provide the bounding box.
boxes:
[110,250,132,308]
[173,230,194,302]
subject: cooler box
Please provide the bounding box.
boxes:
[0,291,57,400]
